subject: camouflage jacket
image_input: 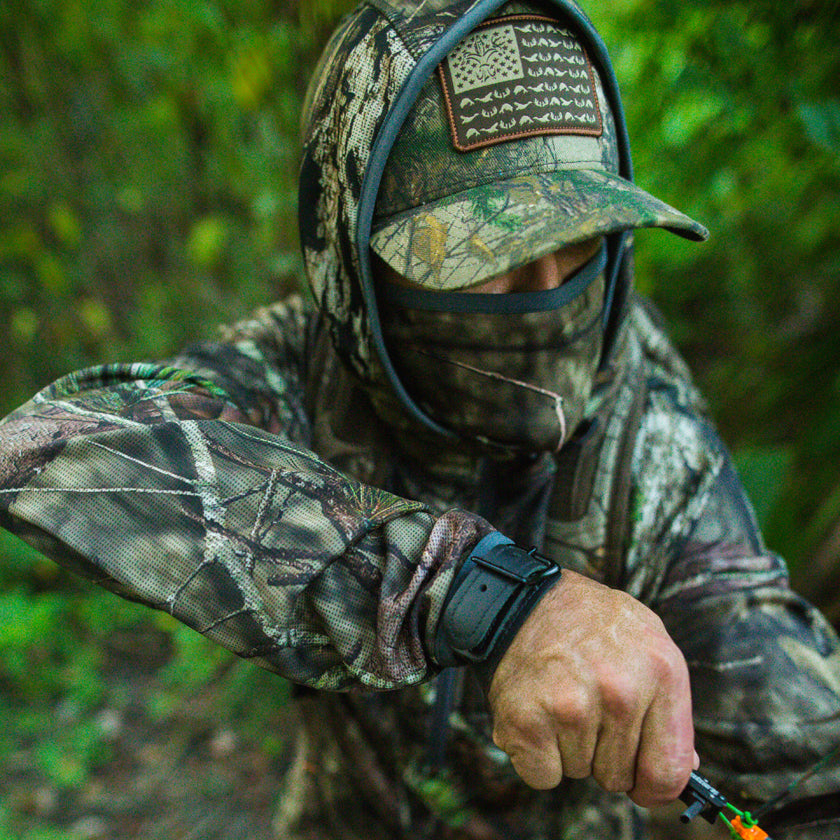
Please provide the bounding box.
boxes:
[2,292,839,839]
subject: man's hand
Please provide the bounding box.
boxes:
[488,570,697,808]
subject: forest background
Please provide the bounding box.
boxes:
[1,0,839,838]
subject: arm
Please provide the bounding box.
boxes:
[479,322,709,810]
[620,302,840,831]
[487,568,697,808]
[621,339,840,836]
[482,354,840,823]
[655,447,840,838]
[0,297,494,691]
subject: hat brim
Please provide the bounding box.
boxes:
[370,168,709,291]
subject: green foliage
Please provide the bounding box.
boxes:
[1,7,352,831]
[0,529,292,833]
[0,808,80,840]
[589,0,840,571]
[1,0,839,830]
[0,0,350,412]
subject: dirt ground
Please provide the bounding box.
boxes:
[10,723,287,840]
[3,623,291,840]
[4,719,727,840]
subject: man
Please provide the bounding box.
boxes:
[1,1,839,838]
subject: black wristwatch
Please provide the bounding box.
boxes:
[434,533,561,672]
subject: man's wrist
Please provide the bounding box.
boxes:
[434,533,561,674]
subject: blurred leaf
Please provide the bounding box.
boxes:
[78,297,113,340]
[187,215,229,268]
[11,307,38,343]
[0,223,41,260]
[231,43,273,110]
[660,91,725,147]
[798,100,840,155]
[732,445,795,532]
[34,253,66,296]
[116,184,145,213]
[47,202,82,249]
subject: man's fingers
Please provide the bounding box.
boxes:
[555,723,599,780]
[591,716,644,792]
[547,684,599,779]
[628,650,695,807]
[495,735,565,789]
[508,745,564,790]
[488,571,696,802]
[493,716,564,789]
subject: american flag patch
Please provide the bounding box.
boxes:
[439,15,603,151]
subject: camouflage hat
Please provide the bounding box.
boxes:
[370,10,708,291]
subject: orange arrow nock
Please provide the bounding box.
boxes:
[726,814,769,840]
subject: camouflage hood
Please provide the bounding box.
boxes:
[298,0,708,442]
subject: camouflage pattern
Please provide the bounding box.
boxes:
[3,292,840,838]
[296,0,545,378]
[371,169,707,290]
[379,261,605,450]
[0,298,492,692]
[370,12,707,289]
[300,0,706,378]
[2,0,840,838]
[299,2,418,381]
[281,298,840,840]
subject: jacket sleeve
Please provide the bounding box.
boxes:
[0,296,493,692]
[624,377,840,838]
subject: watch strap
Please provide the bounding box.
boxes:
[434,534,561,669]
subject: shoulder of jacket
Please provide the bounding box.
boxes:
[625,294,709,417]
[217,292,315,344]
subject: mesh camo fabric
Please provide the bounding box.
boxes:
[379,246,608,452]
[298,0,706,440]
[1,1,840,838]
[299,1,578,378]
[0,346,493,692]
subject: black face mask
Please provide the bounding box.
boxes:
[379,245,607,452]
